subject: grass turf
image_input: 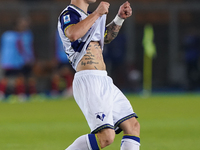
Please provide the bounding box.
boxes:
[0,93,199,150]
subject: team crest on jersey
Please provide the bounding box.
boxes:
[96,112,106,121]
[63,15,70,24]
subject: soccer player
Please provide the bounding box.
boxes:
[57,0,140,149]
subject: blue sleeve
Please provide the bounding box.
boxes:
[59,10,80,33]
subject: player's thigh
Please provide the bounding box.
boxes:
[119,117,140,136]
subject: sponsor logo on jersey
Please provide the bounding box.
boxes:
[63,15,70,24]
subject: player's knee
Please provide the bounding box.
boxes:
[102,133,115,148]
[97,128,115,148]
[130,118,140,136]
[127,118,140,136]
[133,119,140,133]
[120,117,140,136]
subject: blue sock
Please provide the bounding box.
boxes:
[122,135,140,143]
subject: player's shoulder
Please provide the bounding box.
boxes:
[60,6,81,19]
[59,7,81,25]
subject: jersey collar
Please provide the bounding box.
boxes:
[69,4,89,16]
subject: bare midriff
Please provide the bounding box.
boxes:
[76,41,106,72]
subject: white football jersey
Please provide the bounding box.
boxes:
[57,4,107,70]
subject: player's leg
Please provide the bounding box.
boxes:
[119,117,140,150]
[120,117,140,137]
[65,134,100,150]
[96,128,115,148]
[65,128,115,150]
[111,83,140,150]
[66,70,116,150]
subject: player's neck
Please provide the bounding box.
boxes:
[71,1,89,14]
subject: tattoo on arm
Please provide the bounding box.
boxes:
[104,22,121,44]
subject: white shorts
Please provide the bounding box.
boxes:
[73,70,138,134]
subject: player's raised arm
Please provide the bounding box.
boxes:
[104,1,132,44]
[66,1,110,42]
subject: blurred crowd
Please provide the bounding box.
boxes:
[1,14,200,101]
[0,16,75,100]
[182,27,200,90]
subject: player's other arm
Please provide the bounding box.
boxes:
[66,2,110,42]
[104,1,132,44]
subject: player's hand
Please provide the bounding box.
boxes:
[118,1,132,19]
[95,1,110,16]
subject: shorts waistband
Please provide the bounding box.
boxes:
[75,70,107,77]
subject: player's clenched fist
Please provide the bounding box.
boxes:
[95,1,110,16]
[118,1,132,19]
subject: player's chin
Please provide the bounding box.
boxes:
[87,0,96,4]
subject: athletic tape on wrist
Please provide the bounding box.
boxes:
[113,15,124,26]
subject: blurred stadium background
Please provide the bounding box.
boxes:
[0,0,200,97]
[0,1,200,150]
